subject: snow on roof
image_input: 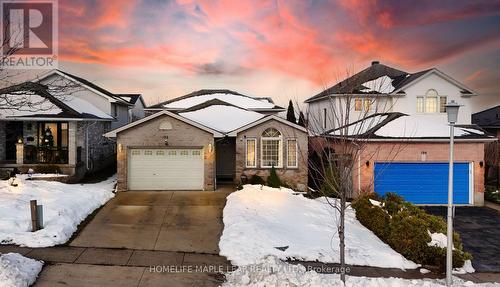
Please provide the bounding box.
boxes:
[374,115,482,138]
[329,115,388,136]
[164,93,275,110]
[360,75,395,93]
[0,93,62,118]
[62,97,113,119]
[179,105,265,133]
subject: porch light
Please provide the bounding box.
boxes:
[17,137,23,144]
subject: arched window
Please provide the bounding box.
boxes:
[261,128,282,168]
[417,89,447,114]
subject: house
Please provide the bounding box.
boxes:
[104,89,308,192]
[36,69,137,129]
[0,82,116,179]
[118,94,146,122]
[306,61,493,206]
[472,105,500,187]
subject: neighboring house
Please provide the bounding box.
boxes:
[472,105,500,187]
[105,90,309,192]
[306,61,476,134]
[118,94,146,122]
[36,69,136,129]
[306,61,493,206]
[0,82,116,179]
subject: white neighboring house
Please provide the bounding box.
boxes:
[305,61,477,133]
[36,70,135,130]
[118,94,146,122]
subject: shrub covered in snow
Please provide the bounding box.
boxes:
[0,253,43,287]
[352,193,471,272]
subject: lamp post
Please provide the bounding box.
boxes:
[445,100,460,287]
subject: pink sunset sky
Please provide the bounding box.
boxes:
[55,0,500,110]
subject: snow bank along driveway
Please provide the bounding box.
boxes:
[219,185,418,269]
[0,175,116,247]
[0,253,43,287]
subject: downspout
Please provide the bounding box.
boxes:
[85,121,97,171]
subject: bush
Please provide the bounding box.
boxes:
[266,166,281,188]
[249,175,265,185]
[485,186,500,204]
[352,193,472,271]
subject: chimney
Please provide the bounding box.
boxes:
[371,60,380,65]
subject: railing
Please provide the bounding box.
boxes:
[24,146,69,164]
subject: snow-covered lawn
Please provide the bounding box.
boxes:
[223,256,499,287]
[0,175,116,247]
[219,185,418,269]
[0,253,43,287]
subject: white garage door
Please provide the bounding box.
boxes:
[128,148,204,190]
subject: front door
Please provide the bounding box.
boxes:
[216,138,236,182]
[5,121,23,161]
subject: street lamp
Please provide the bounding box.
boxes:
[445,100,460,286]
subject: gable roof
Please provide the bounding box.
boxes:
[324,112,494,141]
[36,70,132,106]
[472,105,500,127]
[0,82,114,121]
[103,110,224,138]
[148,89,285,111]
[227,114,308,136]
[305,62,476,103]
[118,94,144,105]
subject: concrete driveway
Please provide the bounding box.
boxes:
[424,206,500,272]
[70,188,232,254]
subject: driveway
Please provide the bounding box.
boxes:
[70,188,232,254]
[424,206,500,272]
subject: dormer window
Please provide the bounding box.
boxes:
[417,90,447,114]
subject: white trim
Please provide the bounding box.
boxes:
[228,115,307,136]
[469,162,474,205]
[286,138,298,168]
[245,138,257,168]
[103,110,224,138]
[260,129,283,168]
[391,69,477,96]
[0,117,112,122]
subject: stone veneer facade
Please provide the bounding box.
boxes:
[115,114,215,191]
[235,119,308,191]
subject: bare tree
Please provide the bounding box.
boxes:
[299,69,406,283]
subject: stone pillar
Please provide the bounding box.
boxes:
[15,143,24,164]
[68,122,77,165]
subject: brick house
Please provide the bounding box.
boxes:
[105,90,308,191]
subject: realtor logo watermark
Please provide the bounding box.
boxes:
[1,0,58,69]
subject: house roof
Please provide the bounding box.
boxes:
[324,113,495,141]
[148,89,285,111]
[179,101,265,133]
[227,114,308,136]
[104,109,224,138]
[117,94,143,105]
[0,82,114,121]
[472,105,500,127]
[37,70,132,106]
[305,62,476,103]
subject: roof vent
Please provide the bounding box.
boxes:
[371,61,380,65]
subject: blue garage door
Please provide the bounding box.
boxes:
[374,162,471,204]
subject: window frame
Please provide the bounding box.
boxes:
[286,139,298,168]
[260,128,283,168]
[245,138,257,168]
[323,108,327,129]
[354,98,362,111]
[417,90,447,114]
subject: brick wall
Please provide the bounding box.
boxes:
[235,119,308,191]
[116,114,215,191]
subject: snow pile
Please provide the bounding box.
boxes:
[0,175,116,247]
[369,199,382,207]
[0,253,43,287]
[180,105,264,133]
[329,115,388,136]
[454,260,475,274]
[374,115,485,138]
[219,185,418,269]
[223,256,497,287]
[360,76,395,93]
[63,96,113,119]
[427,232,448,249]
[164,93,275,110]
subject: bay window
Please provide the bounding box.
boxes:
[261,128,282,168]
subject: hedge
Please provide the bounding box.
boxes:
[352,193,471,271]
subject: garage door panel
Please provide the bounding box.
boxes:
[128,148,204,191]
[374,162,471,205]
